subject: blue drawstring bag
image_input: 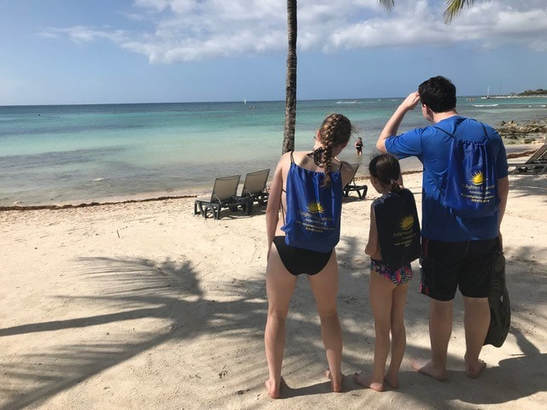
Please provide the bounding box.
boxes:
[437,120,499,218]
[282,160,342,253]
[373,188,421,270]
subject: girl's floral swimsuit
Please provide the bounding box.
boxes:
[371,259,413,286]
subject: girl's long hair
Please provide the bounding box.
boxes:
[316,113,352,186]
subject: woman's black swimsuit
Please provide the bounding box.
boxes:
[273,236,332,276]
[273,151,334,276]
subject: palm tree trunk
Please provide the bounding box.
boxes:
[282,0,297,154]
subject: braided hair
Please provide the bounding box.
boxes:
[368,154,402,193]
[316,113,352,187]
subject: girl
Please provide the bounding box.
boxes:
[354,154,420,391]
[264,114,355,398]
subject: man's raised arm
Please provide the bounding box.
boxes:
[376,91,421,153]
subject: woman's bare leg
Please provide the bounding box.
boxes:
[355,271,394,392]
[308,252,343,392]
[264,244,297,399]
[385,282,408,388]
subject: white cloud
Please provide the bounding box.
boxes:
[40,26,127,44]
[42,0,547,62]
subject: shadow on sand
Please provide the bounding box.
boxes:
[0,237,545,409]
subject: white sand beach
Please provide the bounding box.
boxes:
[1,169,546,409]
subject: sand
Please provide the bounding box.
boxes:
[1,171,546,409]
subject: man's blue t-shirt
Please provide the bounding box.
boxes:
[385,115,508,242]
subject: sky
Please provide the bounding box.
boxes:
[0,0,546,105]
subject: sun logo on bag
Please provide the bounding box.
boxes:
[400,215,414,230]
[308,202,325,214]
[472,171,484,186]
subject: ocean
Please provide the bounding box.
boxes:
[1,97,546,206]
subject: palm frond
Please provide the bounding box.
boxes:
[378,0,394,11]
[444,0,475,23]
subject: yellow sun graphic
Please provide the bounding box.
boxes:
[400,215,414,230]
[472,171,484,186]
[308,202,325,213]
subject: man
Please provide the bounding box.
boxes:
[376,76,509,380]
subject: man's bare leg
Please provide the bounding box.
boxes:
[413,299,452,381]
[463,296,490,378]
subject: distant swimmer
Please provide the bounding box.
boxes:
[355,136,363,156]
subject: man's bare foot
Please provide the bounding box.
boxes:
[384,372,399,389]
[325,369,343,393]
[264,377,286,399]
[465,358,486,379]
[353,372,383,392]
[412,360,447,381]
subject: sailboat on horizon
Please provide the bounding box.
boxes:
[481,86,491,100]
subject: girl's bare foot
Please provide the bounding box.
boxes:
[411,359,447,381]
[465,357,486,378]
[324,369,343,393]
[384,372,399,389]
[353,372,383,392]
[264,377,286,399]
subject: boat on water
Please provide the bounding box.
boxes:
[481,86,491,100]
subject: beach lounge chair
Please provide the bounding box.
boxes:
[194,175,250,219]
[240,169,270,207]
[508,143,547,174]
[343,163,368,199]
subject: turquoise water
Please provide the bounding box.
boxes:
[1,97,546,205]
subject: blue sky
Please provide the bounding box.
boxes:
[1,0,546,105]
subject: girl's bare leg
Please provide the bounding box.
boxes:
[385,282,408,388]
[264,244,297,399]
[308,252,343,392]
[355,271,394,392]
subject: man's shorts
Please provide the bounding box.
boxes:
[420,237,501,301]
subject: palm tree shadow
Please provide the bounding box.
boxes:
[2,238,545,408]
[0,256,265,409]
[1,253,356,408]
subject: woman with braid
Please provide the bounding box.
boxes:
[264,114,355,398]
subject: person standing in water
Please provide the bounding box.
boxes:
[355,136,363,156]
[264,114,355,398]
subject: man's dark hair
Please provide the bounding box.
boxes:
[418,76,456,113]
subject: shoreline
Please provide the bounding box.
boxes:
[2,145,540,212]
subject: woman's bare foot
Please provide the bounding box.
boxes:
[411,359,447,381]
[264,377,285,399]
[325,369,343,393]
[353,372,383,392]
[384,372,399,389]
[465,358,486,379]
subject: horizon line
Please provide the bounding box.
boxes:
[0,94,530,108]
